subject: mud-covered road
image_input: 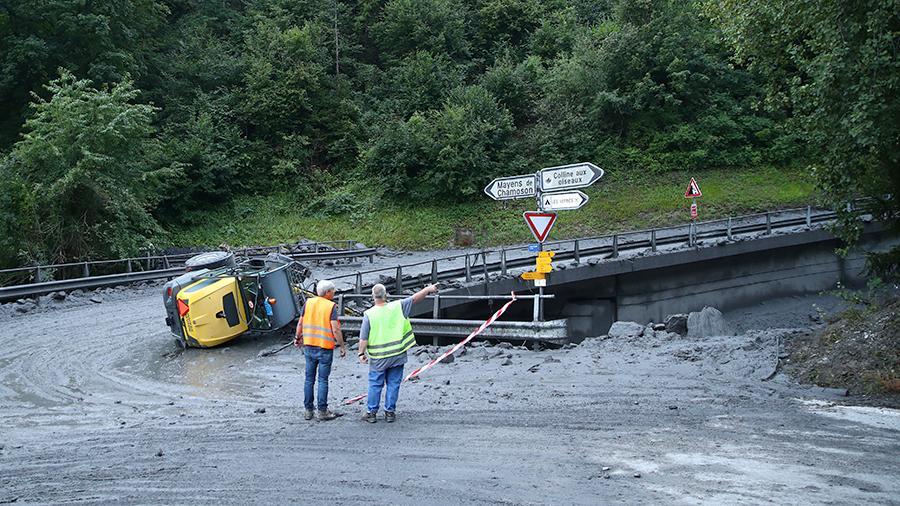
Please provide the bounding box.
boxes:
[1,286,899,504]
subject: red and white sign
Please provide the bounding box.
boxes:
[690,202,698,219]
[685,177,702,198]
[523,211,557,243]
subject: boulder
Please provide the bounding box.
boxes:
[664,314,689,335]
[607,321,645,339]
[51,291,67,301]
[687,307,731,337]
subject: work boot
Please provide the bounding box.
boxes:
[384,411,396,423]
[362,411,377,424]
[317,410,340,421]
[304,410,314,421]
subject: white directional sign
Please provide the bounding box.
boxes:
[483,174,536,200]
[539,162,604,192]
[541,191,589,211]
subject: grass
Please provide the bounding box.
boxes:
[165,166,817,250]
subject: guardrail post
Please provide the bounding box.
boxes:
[396,265,403,293]
[611,235,619,258]
[650,230,657,252]
[806,206,812,229]
[127,259,133,273]
[164,256,171,269]
[430,260,438,283]
[83,263,90,277]
[532,295,540,322]
[315,243,320,253]
[355,273,362,294]
[337,294,344,315]
[574,240,581,263]
[765,212,772,235]
[727,218,733,241]
[432,295,440,318]
[465,254,472,282]
[482,253,489,284]
[146,253,150,271]
[500,250,507,276]
[33,266,40,283]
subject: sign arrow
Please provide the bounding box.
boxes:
[539,162,604,192]
[483,174,536,200]
[541,190,589,211]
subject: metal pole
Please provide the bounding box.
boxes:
[536,173,545,322]
[465,254,471,282]
[574,240,580,263]
[611,235,618,258]
[727,218,732,241]
[500,249,507,276]
[33,266,40,283]
[765,212,772,235]
[431,259,438,283]
[532,295,540,322]
[395,265,402,293]
[806,206,812,229]
[127,259,132,273]
[83,263,90,277]
[650,229,657,252]
[432,295,440,318]
[337,294,344,315]
[355,273,362,294]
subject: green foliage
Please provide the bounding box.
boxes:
[706,1,899,257]
[0,71,175,264]
[374,0,472,63]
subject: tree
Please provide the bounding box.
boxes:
[706,0,900,273]
[0,71,176,264]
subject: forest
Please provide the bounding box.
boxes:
[0,0,896,273]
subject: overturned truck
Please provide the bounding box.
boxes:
[162,251,309,348]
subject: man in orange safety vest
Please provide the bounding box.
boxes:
[294,279,346,421]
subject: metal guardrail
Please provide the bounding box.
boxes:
[333,205,838,294]
[0,239,371,287]
[336,294,565,343]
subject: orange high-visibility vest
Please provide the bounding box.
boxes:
[301,297,337,349]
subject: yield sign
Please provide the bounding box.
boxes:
[684,177,702,198]
[523,211,557,243]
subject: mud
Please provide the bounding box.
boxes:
[1,284,899,503]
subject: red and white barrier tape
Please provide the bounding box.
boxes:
[343,292,519,405]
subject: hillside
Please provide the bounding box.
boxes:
[167,166,815,250]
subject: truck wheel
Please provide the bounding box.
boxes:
[184,251,235,271]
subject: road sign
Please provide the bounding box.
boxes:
[536,258,552,273]
[484,174,536,200]
[537,251,555,258]
[539,162,604,192]
[521,271,546,280]
[540,190,589,211]
[685,177,702,198]
[523,211,557,243]
[690,202,698,219]
[528,243,540,252]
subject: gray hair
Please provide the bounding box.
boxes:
[372,283,388,301]
[316,279,336,296]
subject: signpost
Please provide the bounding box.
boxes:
[539,162,604,192]
[484,161,605,318]
[483,174,536,200]
[684,177,702,244]
[541,190,589,211]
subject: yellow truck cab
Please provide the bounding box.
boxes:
[163,252,308,348]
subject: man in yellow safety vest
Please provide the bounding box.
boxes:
[295,279,346,421]
[358,282,437,423]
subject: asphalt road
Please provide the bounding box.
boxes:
[1,287,898,504]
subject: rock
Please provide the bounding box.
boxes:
[497,342,513,349]
[254,407,266,414]
[412,347,429,356]
[668,405,678,410]
[14,303,34,314]
[70,289,84,297]
[633,472,641,478]
[89,295,103,304]
[51,291,67,301]
[444,380,450,385]
[439,353,455,364]
[563,343,578,349]
[652,323,666,331]
[156,449,164,457]
[500,358,513,366]
[687,307,731,337]
[602,466,611,471]
[664,314,688,335]
[608,321,645,339]
[544,356,561,363]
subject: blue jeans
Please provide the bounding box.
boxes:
[304,346,333,411]
[367,364,404,414]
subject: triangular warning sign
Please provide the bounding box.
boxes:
[524,211,557,243]
[684,177,702,198]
